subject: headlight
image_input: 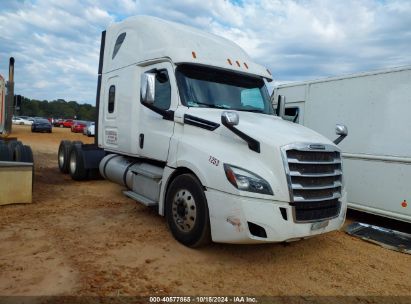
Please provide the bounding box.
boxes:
[224,164,273,195]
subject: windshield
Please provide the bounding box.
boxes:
[176,64,273,115]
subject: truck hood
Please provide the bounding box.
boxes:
[182,107,335,148]
[176,107,340,202]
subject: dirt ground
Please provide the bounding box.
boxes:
[0,125,410,297]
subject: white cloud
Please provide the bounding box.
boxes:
[0,0,410,103]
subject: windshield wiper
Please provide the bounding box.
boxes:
[233,108,265,113]
[190,101,230,109]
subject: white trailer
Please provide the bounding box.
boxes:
[58,16,349,247]
[272,66,411,223]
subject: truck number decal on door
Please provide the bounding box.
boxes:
[105,130,118,145]
[209,156,219,166]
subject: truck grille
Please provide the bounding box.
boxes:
[282,144,342,222]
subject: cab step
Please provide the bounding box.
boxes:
[123,190,159,207]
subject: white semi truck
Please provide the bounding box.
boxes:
[58,16,348,247]
[273,66,411,223]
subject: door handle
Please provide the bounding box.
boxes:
[139,134,144,149]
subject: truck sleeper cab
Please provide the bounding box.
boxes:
[58,16,347,247]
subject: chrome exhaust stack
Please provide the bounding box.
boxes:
[0,57,15,136]
[9,57,15,84]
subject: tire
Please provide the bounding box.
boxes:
[7,140,23,161]
[0,143,12,161]
[58,140,72,173]
[68,144,88,181]
[165,174,211,247]
[15,145,33,163]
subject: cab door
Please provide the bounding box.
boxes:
[138,62,177,162]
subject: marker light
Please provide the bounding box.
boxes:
[227,59,232,65]
[192,51,197,59]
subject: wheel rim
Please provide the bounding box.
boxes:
[69,151,76,173]
[172,189,197,233]
[58,147,65,168]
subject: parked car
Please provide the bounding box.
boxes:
[31,118,52,133]
[62,119,74,128]
[71,121,87,133]
[53,119,64,127]
[86,123,95,137]
[12,117,33,125]
[83,122,95,135]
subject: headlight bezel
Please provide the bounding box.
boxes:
[223,163,273,195]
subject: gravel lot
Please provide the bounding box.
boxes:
[0,125,410,297]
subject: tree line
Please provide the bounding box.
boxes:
[16,97,96,121]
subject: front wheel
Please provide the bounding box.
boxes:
[68,144,88,181]
[165,174,211,247]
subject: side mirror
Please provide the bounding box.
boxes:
[221,111,239,126]
[334,124,348,145]
[275,95,285,118]
[140,72,156,104]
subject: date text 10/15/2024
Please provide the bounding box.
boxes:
[149,296,257,303]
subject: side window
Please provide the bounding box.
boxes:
[284,107,299,123]
[154,70,171,110]
[108,85,115,113]
[112,32,126,59]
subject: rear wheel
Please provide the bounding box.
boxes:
[165,174,211,247]
[7,141,23,161]
[0,143,12,161]
[58,140,72,173]
[14,145,33,163]
[69,144,88,181]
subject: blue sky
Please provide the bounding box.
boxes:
[0,0,410,104]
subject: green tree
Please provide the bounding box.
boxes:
[19,97,96,121]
